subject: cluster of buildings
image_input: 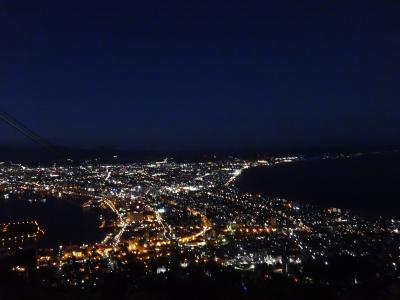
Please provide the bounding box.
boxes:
[0,155,399,288]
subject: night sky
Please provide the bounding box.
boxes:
[1,1,399,150]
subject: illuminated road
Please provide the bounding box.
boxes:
[100,198,127,247]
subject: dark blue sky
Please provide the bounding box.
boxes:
[1,1,399,150]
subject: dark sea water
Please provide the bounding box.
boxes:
[236,152,400,219]
[0,196,103,247]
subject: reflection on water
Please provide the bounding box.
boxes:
[0,195,104,247]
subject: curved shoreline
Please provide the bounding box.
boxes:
[235,153,400,219]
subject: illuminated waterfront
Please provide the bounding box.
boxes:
[0,151,399,297]
[0,195,103,247]
[237,151,400,218]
